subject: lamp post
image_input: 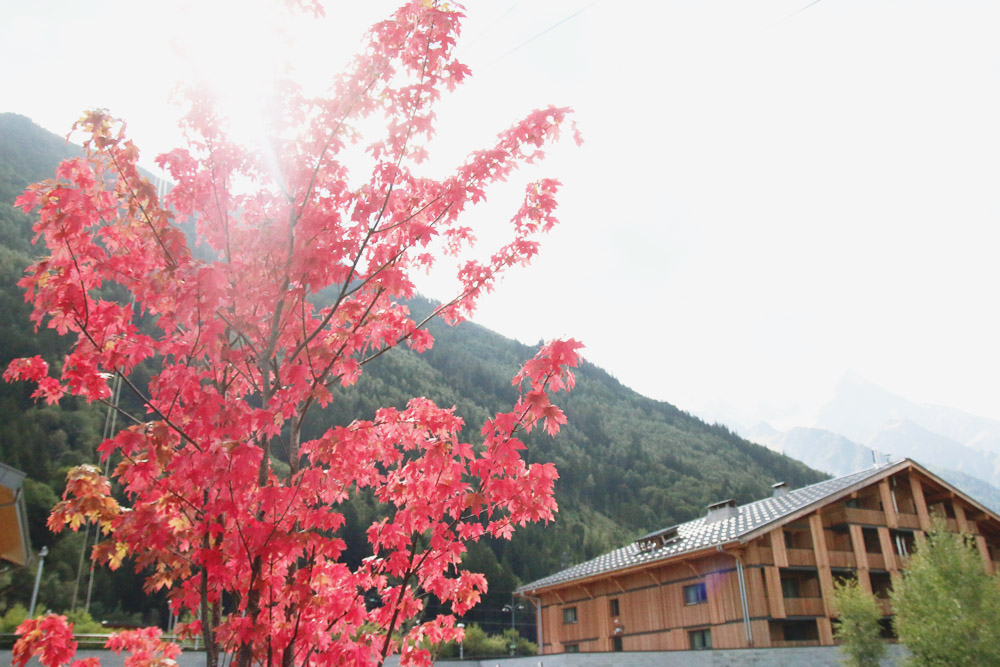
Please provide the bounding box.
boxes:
[457,622,465,660]
[28,546,48,617]
[502,601,524,631]
[503,601,524,656]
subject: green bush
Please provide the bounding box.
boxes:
[0,603,28,633]
[501,627,537,656]
[64,609,104,635]
[832,577,885,667]
[435,623,536,658]
[892,523,1000,666]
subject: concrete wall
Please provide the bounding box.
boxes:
[436,644,909,667]
[3,645,909,667]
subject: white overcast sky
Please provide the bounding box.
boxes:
[4,0,1000,428]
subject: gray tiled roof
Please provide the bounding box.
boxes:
[517,464,895,593]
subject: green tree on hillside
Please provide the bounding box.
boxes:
[891,523,1000,665]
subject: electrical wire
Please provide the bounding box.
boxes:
[458,2,520,56]
[477,0,602,73]
[775,0,825,25]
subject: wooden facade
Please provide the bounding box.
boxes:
[0,463,30,567]
[517,460,1000,655]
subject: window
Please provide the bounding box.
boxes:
[612,636,623,652]
[870,572,893,599]
[782,619,818,642]
[892,530,915,557]
[564,643,579,653]
[781,577,801,599]
[683,582,707,605]
[878,618,897,639]
[863,528,882,554]
[609,598,620,616]
[689,629,712,650]
[562,607,578,624]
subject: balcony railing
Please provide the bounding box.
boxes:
[876,597,893,615]
[828,550,857,569]
[896,512,921,529]
[787,548,817,567]
[826,506,887,527]
[866,553,886,570]
[783,597,825,616]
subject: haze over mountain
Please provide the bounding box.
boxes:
[817,371,1000,456]
[713,372,1000,513]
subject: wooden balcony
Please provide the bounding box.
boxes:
[897,512,921,529]
[753,546,774,564]
[876,598,893,615]
[828,550,857,569]
[783,597,825,617]
[787,548,817,567]
[826,506,887,527]
[866,553,886,570]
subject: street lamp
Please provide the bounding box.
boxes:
[502,601,524,631]
[503,600,525,656]
[28,546,48,617]
[457,622,465,660]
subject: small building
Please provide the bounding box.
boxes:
[515,459,1000,654]
[0,463,31,568]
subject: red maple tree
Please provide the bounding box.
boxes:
[5,2,580,665]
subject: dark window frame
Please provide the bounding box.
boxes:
[781,577,801,599]
[683,582,708,605]
[609,598,620,616]
[689,628,712,650]
[562,606,578,624]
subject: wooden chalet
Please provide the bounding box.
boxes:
[515,459,1000,654]
[0,462,31,568]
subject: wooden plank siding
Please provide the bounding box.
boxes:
[771,527,789,567]
[909,474,932,530]
[527,463,1000,655]
[879,479,899,528]
[877,526,900,572]
[0,485,28,567]
[808,512,836,623]
[976,535,995,575]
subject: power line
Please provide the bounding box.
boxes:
[458,2,520,56]
[477,0,602,73]
[775,0,825,25]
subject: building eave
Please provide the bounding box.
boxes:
[515,540,744,597]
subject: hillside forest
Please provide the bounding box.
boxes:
[0,113,825,639]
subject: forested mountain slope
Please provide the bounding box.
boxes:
[0,113,825,634]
